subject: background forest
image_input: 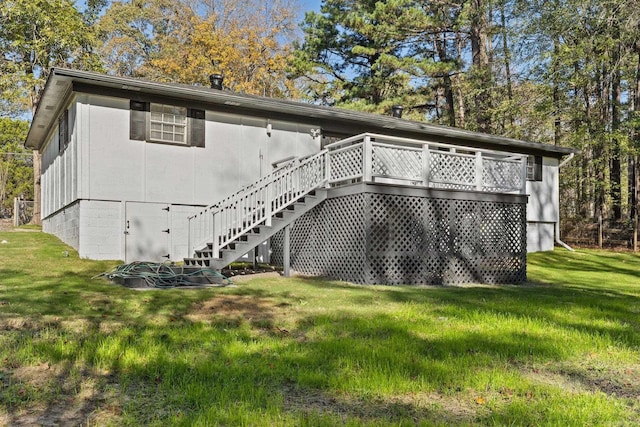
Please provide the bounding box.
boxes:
[1,0,639,238]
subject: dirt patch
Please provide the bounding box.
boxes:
[281,385,486,424]
[186,294,282,328]
[226,271,284,283]
[0,219,13,231]
[523,365,640,399]
[3,362,119,427]
[0,219,39,232]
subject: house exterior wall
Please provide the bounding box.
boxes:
[79,200,123,260]
[41,100,81,219]
[40,92,321,261]
[526,157,559,252]
[42,201,80,251]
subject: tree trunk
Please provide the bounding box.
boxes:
[455,31,466,128]
[29,85,42,225]
[500,2,514,129]
[32,151,41,225]
[435,32,456,127]
[610,24,622,220]
[552,36,561,146]
[631,45,640,222]
[469,0,492,132]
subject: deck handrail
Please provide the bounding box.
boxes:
[188,132,527,259]
[327,133,527,194]
[188,150,329,257]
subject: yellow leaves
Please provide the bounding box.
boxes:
[98,0,297,98]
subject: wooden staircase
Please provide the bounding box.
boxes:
[184,150,329,270]
[183,190,326,269]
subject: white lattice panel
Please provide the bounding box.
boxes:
[372,146,422,179]
[273,189,527,286]
[482,158,521,192]
[429,152,475,186]
[329,145,363,182]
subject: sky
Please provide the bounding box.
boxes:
[297,0,322,16]
[74,0,322,19]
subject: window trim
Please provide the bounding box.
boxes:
[148,103,188,145]
[527,155,543,182]
[58,109,69,154]
[130,100,205,148]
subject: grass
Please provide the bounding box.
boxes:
[1,231,639,426]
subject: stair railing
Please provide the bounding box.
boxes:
[188,150,329,258]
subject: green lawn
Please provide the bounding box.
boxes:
[1,231,639,426]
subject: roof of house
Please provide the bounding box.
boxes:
[26,68,576,157]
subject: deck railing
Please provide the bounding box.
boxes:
[188,133,527,258]
[326,133,527,194]
[188,150,329,257]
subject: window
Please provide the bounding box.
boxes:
[527,155,543,181]
[130,100,205,147]
[150,104,187,144]
[58,109,69,154]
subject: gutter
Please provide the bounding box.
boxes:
[556,153,575,251]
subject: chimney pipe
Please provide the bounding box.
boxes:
[209,73,224,90]
[392,105,404,118]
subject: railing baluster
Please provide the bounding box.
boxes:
[475,151,483,191]
[520,155,528,194]
[363,135,373,182]
[265,180,272,227]
[212,210,219,257]
[422,144,430,187]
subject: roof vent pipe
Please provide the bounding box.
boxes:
[392,105,404,118]
[209,74,224,90]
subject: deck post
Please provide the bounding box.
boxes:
[283,224,291,277]
[422,144,431,187]
[475,151,483,191]
[363,135,373,182]
[520,155,528,194]
[324,150,331,186]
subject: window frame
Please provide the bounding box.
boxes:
[58,109,69,154]
[130,100,205,148]
[526,155,543,182]
[148,103,188,145]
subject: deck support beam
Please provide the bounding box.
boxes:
[283,224,291,277]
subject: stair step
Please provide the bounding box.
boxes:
[186,187,327,270]
[184,258,211,267]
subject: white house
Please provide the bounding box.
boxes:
[25,68,576,285]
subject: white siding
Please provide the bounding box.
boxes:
[527,222,555,252]
[526,157,559,223]
[40,101,80,218]
[42,201,80,250]
[81,95,321,206]
[79,200,123,260]
[40,93,321,262]
[526,157,559,253]
[170,204,204,260]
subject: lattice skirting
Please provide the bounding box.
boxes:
[272,189,527,285]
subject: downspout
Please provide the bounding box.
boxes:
[557,153,575,251]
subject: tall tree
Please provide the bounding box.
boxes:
[0,0,102,223]
[464,0,492,132]
[97,0,297,96]
[0,118,32,215]
[292,0,451,116]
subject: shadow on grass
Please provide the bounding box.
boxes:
[2,248,640,425]
[297,274,640,349]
